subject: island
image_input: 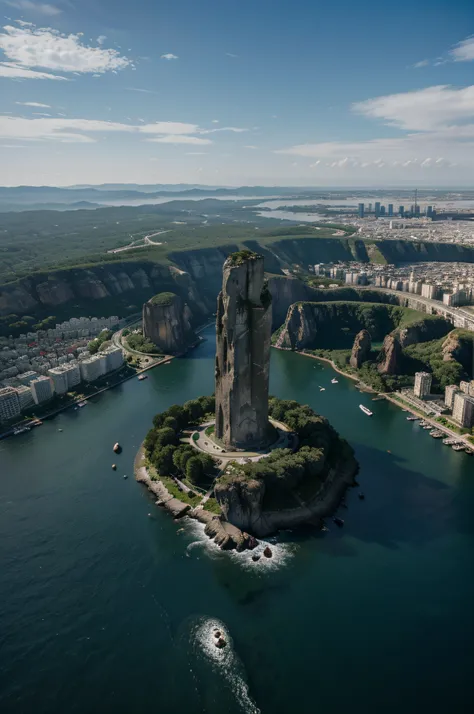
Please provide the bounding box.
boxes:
[136,250,359,550]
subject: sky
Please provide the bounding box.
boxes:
[0,0,473,187]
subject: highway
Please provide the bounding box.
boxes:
[358,286,474,332]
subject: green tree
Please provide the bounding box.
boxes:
[186,457,203,485]
[155,427,177,448]
[198,453,215,474]
[153,444,176,475]
[183,399,204,423]
[163,416,178,431]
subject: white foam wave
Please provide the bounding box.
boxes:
[193,616,260,714]
[182,519,297,570]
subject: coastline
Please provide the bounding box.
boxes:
[274,346,473,451]
[1,320,210,441]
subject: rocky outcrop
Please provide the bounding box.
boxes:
[267,276,310,329]
[215,456,358,537]
[215,251,272,449]
[143,292,197,354]
[350,329,372,368]
[398,317,451,348]
[442,330,474,374]
[377,333,402,374]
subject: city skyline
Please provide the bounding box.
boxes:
[0,0,473,186]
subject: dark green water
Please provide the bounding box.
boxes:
[1,325,473,714]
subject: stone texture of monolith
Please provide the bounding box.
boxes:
[215,251,272,449]
[350,329,372,368]
[143,292,196,354]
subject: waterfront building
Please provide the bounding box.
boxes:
[414,372,432,399]
[17,370,39,386]
[16,385,34,410]
[30,376,53,405]
[80,354,107,382]
[48,363,81,393]
[0,386,21,423]
[358,203,365,218]
[460,381,471,394]
[452,392,474,427]
[102,346,124,373]
[445,384,459,409]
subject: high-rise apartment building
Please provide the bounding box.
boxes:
[388,204,394,216]
[16,385,34,410]
[30,376,54,404]
[358,203,365,218]
[0,386,21,423]
[102,346,124,373]
[445,385,459,409]
[374,202,381,217]
[414,372,432,399]
[452,392,474,427]
[399,206,405,216]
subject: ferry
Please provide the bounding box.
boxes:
[359,404,373,416]
[138,374,148,381]
[331,378,338,384]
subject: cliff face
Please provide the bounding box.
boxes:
[375,240,474,264]
[377,334,402,374]
[442,330,474,374]
[215,253,272,449]
[0,261,211,324]
[143,292,197,354]
[398,318,451,348]
[350,329,372,368]
[267,275,311,329]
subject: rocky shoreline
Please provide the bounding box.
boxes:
[134,442,358,548]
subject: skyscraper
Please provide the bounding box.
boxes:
[399,206,405,216]
[388,204,393,216]
[358,203,365,218]
[380,205,386,216]
[374,202,381,217]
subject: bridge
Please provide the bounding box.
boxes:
[358,287,474,332]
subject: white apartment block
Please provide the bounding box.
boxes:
[102,346,124,372]
[414,372,432,399]
[445,384,459,409]
[80,354,107,382]
[0,387,21,423]
[16,385,34,410]
[30,376,54,404]
[452,392,474,428]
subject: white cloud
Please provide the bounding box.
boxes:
[3,1,62,15]
[97,35,107,46]
[16,100,50,107]
[0,24,131,74]
[138,121,199,135]
[126,86,157,94]
[413,59,429,68]
[146,135,212,145]
[160,53,178,60]
[352,84,474,131]
[0,115,218,145]
[225,52,238,58]
[211,119,219,123]
[200,126,247,134]
[244,145,257,149]
[450,36,474,62]
[0,60,67,79]
[186,151,206,155]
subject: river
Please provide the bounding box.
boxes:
[1,325,473,714]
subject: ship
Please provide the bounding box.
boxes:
[138,374,148,381]
[13,426,31,435]
[331,378,338,384]
[359,404,373,416]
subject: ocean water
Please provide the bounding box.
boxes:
[0,326,473,714]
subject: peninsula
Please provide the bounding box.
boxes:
[136,250,359,549]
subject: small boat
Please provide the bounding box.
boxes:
[112,464,117,470]
[358,492,365,500]
[77,400,87,408]
[138,374,148,381]
[452,444,464,451]
[406,416,417,421]
[58,428,63,433]
[113,442,122,454]
[465,449,473,455]
[333,516,344,527]
[331,378,338,384]
[319,387,326,391]
[359,404,373,416]
[123,475,128,479]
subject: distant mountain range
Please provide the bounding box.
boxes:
[0,185,309,212]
